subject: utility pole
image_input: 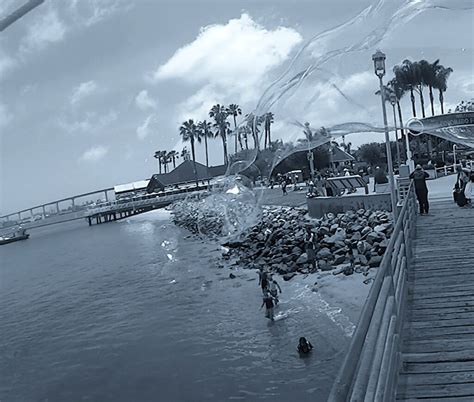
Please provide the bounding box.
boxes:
[0,0,45,32]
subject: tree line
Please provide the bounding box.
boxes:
[153,104,275,173]
[153,57,457,175]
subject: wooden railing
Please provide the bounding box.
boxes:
[327,182,417,402]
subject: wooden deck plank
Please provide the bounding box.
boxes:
[398,371,474,386]
[410,297,474,308]
[410,301,474,310]
[408,318,474,329]
[403,339,474,354]
[410,290,474,300]
[402,351,474,364]
[396,381,474,399]
[401,360,474,374]
[396,199,474,400]
[398,397,474,402]
[410,283,474,293]
[405,326,474,340]
[409,311,474,322]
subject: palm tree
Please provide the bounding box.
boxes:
[239,125,251,150]
[393,60,418,117]
[416,60,432,118]
[197,120,213,167]
[226,104,242,153]
[388,78,407,144]
[263,112,274,149]
[159,150,168,173]
[153,150,163,174]
[209,104,230,165]
[433,63,453,115]
[245,113,263,150]
[168,150,179,169]
[179,119,200,184]
[420,59,440,116]
[181,147,190,161]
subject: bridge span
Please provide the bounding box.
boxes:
[0,184,210,233]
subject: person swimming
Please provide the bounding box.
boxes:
[297,337,313,354]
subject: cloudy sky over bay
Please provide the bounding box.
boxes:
[0,0,472,213]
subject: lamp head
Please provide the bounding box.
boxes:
[372,50,386,78]
[389,92,397,106]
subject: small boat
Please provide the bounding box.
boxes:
[0,229,30,245]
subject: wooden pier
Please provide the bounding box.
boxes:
[396,200,474,401]
[328,179,474,401]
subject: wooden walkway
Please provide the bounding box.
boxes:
[397,199,474,401]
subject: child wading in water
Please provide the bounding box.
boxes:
[261,293,275,321]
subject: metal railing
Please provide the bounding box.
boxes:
[328,182,417,402]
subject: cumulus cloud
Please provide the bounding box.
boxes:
[58,110,117,133]
[20,8,66,53]
[154,13,302,125]
[0,103,12,130]
[135,90,157,111]
[154,13,302,87]
[136,114,157,140]
[69,0,133,27]
[79,145,108,162]
[70,81,98,105]
[0,48,16,82]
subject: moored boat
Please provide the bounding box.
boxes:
[0,229,30,245]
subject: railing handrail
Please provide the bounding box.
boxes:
[328,181,417,402]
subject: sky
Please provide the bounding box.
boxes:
[0,0,473,214]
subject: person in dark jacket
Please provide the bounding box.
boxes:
[409,164,430,215]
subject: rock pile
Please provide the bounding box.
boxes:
[222,206,393,280]
[171,199,226,237]
[172,201,393,280]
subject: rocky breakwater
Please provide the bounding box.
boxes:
[172,202,393,281]
[221,207,393,280]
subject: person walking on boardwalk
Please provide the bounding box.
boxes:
[409,164,430,215]
[464,174,474,207]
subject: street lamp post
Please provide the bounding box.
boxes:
[453,144,457,166]
[389,92,402,169]
[304,122,315,179]
[0,0,45,32]
[372,50,398,221]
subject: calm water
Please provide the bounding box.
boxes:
[0,210,353,402]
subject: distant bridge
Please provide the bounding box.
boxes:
[0,185,210,233]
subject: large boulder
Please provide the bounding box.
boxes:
[317,248,332,259]
[283,272,297,281]
[368,255,383,267]
[296,253,308,265]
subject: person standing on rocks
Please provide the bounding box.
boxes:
[305,226,318,272]
[409,164,430,215]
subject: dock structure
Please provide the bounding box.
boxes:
[396,200,474,401]
[328,175,474,402]
[0,185,210,231]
